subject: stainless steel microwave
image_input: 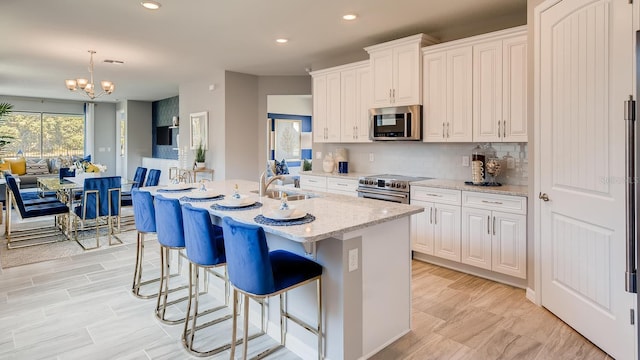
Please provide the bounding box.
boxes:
[369,105,422,141]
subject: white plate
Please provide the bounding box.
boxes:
[217,198,256,208]
[187,191,220,199]
[262,209,307,221]
[165,183,193,190]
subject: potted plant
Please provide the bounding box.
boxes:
[194,143,206,169]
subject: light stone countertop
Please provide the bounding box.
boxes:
[144,179,423,243]
[410,178,528,197]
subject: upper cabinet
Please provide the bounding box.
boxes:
[311,61,371,143]
[421,26,527,144]
[473,35,527,142]
[366,34,438,108]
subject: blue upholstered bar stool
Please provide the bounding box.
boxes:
[180,203,232,356]
[145,169,161,187]
[131,188,160,299]
[221,217,324,360]
[153,194,188,324]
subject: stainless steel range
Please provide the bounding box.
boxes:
[357,174,430,204]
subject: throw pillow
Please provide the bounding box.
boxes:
[266,160,276,177]
[6,157,26,175]
[275,159,289,175]
[26,159,50,175]
[0,162,10,172]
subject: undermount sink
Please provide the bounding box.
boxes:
[251,189,311,201]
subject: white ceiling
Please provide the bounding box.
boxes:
[0,0,526,103]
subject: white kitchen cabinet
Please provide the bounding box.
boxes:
[461,191,527,279]
[366,34,438,107]
[341,65,371,142]
[312,61,369,143]
[299,174,327,193]
[327,177,358,197]
[423,45,473,142]
[312,72,341,143]
[410,187,461,261]
[473,34,527,143]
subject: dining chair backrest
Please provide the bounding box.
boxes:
[132,167,147,189]
[5,174,27,217]
[59,167,76,180]
[132,188,156,233]
[181,203,225,267]
[81,176,121,219]
[221,216,275,295]
[153,194,185,248]
[145,169,161,187]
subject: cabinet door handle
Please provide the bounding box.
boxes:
[497,120,501,138]
[447,122,450,138]
[442,122,445,138]
[434,208,437,225]
[392,89,396,103]
[389,89,392,102]
[493,216,496,235]
[425,193,443,197]
[429,207,433,224]
[481,200,503,205]
[487,215,490,235]
[503,120,507,138]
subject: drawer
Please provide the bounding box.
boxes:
[300,175,327,190]
[411,186,461,205]
[462,191,527,215]
[327,177,358,192]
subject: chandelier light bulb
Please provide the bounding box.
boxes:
[65,79,77,91]
[64,50,116,100]
[77,78,88,90]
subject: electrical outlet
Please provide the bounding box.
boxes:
[369,153,374,162]
[316,151,322,160]
[348,248,358,272]
[462,156,470,167]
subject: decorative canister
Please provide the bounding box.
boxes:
[322,153,335,173]
[471,145,485,184]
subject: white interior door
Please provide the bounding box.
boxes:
[537,0,635,359]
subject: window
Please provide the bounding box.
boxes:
[1,111,84,158]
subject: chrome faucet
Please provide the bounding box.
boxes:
[259,170,285,197]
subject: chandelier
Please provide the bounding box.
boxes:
[65,50,115,100]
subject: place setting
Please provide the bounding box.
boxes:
[157,182,195,193]
[211,184,262,211]
[254,193,315,226]
[180,182,224,202]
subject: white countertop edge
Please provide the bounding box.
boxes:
[410,179,528,197]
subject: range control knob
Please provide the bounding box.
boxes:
[401,183,407,189]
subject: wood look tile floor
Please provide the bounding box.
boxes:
[0,222,612,359]
[370,260,612,360]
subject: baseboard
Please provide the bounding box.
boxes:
[526,287,538,305]
[362,329,410,360]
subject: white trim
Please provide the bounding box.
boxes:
[525,287,537,305]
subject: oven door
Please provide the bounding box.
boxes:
[357,187,409,204]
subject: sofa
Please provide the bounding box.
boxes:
[0,157,58,188]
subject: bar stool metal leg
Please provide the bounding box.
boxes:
[155,245,189,324]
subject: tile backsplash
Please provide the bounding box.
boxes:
[314,142,528,186]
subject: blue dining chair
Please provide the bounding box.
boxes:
[121,167,148,207]
[180,203,231,356]
[145,169,161,187]
[221,217,324,360]
[153,194,188,324]
[72,176,122,250]
[4,174,70,248]
[131,188,159,299]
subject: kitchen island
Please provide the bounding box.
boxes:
[145,179,423,360]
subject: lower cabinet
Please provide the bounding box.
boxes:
[412,186,527,281]
[299,174,358,197]
[299,175,327,193]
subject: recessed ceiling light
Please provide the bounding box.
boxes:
[141,1,161,10]
[276,38,289,44]
[343,14,358,21]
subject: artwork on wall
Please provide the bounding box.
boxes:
[189,111,208,149]
[274,119,301,162]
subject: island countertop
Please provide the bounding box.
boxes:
[144,179,423,243]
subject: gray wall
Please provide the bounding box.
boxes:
[92,102,117,176]
[125,100,152,177]
[225,71,259,180]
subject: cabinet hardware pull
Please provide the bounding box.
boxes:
[389,89,392,102]
[493,216,496,235]
[430,207,433,224]
[434,208,437,225]
[392,89,396,103]
[487,215,490,235]
[337,183,348,187]
[538,192,550,201]
[442,123,445,138]
[481,200,503,205]
[447,122,450,138]
[426,193,443,197]
[497,120,501,138]
[503,120,506,138]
